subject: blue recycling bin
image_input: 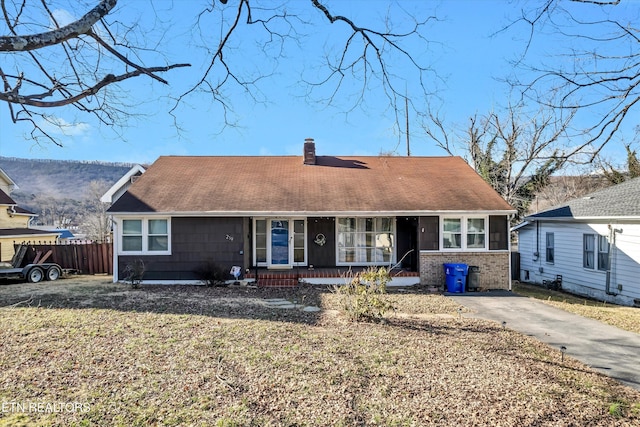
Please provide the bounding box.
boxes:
[443,263,468,293]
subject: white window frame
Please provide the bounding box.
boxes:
[335,217,396,266]
[545,232,554,264]
[252,217,307,267]
[440,215,488,251]
[583,234,595,269]
[597,235,609,272]
[118,217,171,255]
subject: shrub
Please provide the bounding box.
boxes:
[194,260,228,287]
[123,259,145,288]
[335,266,395,322]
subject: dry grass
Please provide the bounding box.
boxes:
[513,282,640,334]
[0,276,638,426]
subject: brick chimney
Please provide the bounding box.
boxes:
[303,138,316,165]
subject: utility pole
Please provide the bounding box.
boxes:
[405,95,410,156]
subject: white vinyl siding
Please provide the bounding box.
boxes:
[517,221,640,305]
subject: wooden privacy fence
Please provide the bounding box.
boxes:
[17,242,113,275]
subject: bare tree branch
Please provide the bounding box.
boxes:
[0,0,116,51]
[506,0,638,157]
[0,63,189,108]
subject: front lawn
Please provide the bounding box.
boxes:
[0,277,638,426]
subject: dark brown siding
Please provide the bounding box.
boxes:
[489,215,509,250]
[118,217,245,281]
[419,216,439,250]
[307,217,336,267]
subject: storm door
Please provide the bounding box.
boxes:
[254,218,306,268]
[270,219,290,267]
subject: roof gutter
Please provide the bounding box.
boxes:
[108,209,517,217]
[523,215,640,223]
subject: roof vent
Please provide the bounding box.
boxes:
[303,138,316,165]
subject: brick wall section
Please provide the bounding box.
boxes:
[419,251,511,290]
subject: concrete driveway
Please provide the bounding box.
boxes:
[448,291,640,391]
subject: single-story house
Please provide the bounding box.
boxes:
[515,176,640,307]
[105,139,515,288]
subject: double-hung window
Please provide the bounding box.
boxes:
[597,235,609,271]
[337,217,395,264]
[584,234,609,271]
[583,234,595,269]
[442,216,487,250]
[545,232,554,263]
[120,218,170,254]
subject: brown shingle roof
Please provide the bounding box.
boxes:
[0,188,16,205]
[0,189,34,215]
[108,155,514,214]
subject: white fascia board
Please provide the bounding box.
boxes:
[510,221,531,232]
[100,164,146,203]
[0,169,18,191]
[4,232,60,239]
[524,216,640,223]
[13,211,38,218]
[109,209,517,217]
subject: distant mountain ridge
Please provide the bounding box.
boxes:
[0,157,135,201]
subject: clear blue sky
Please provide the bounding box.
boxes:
[0,0,633,164]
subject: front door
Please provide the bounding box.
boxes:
[254,218,307,268]
[270,219,290,267]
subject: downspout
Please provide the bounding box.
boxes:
[508,214,513,291]
[112,219,119,283]
[534,220,540,263]
[605,224,622,296]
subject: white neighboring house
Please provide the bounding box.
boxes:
[515,176,640,307]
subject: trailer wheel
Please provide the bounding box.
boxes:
[46,266,62,281]
[27,266,44,283]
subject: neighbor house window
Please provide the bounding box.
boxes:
[337,217,395,264]
[583,234,595,269]
[546,232,554,263]
[598,235,609,271]
[120,218,170,254]
[442,216,487,250]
